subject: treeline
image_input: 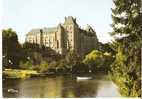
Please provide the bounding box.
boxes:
[3,28,22,68]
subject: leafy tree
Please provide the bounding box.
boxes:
[99,42,115,54]
[19,61,33,70]
[110,0,142,97]
[2,28,21,68]
[65,50,81,70]
[48,61,58,69]
[83,50,113,73]
[37,61,49,73]
[57,59,67,69]
[21,42,62,65]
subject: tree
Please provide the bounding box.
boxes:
[65,50,81,72]
[99,42,115,54]
[110,0,142,97]
[37,61,49,73]
[83,50,112,73]
[2,28,21,68]
[21,42,62,65]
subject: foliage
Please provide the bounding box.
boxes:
[110,0,142,97]
[45,50,84,73]
[83,50,113,73]
[2,28,22,68]
[2,31,62,69]
[57,59,67,69]
[48,61,58,69]
[19,60,35,70]
[37,61,49,72]
[110,0,142,36]
[65,50,81,69]
[21,42,62,64]
[20,60,49,73]
[99,42,115,54]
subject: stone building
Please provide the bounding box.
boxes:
[25,16,98,56]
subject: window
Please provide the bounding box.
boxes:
[70,26,72,30]
[57,40,59,48]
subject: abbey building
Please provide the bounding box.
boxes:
[25,16,99,56]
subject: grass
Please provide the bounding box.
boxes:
[3,69,39,79]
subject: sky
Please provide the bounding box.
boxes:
[2,0,114,43]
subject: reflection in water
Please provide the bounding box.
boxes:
[3,75,121,98]
[75,80,98,97]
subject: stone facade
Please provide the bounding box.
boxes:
[26,16,98,56]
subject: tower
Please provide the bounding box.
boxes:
[63,16,78,51]
[56,24,65,54]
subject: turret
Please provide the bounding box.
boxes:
[58,23,63,31]
[64,16,77,25]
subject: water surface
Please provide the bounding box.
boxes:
[3,75,121,98]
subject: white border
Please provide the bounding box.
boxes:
[0,0,141,99]
[0,0,3,98]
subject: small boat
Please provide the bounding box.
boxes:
[8,88,18,93]
[77,77,92,80]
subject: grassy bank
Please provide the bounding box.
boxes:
[3,69,39,79]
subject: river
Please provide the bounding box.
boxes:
[3,75,121,98]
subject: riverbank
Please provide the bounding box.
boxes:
[3,68,108,79]
[3,69,39,79]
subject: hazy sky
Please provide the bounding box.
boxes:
[2,0,113,43]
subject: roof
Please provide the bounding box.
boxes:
[27,28,41,35]
[79,28,96,37]
[27,27,58,35]
[30,28,41,32]
[43,27,57,33]
[85,25,94,32]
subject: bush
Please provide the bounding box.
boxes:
[36,61,49,73]
[83,50,113,73]
[19,61,33,70]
